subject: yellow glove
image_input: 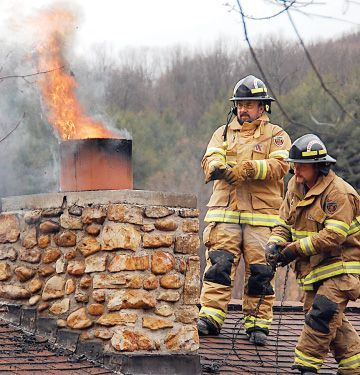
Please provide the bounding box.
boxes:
[230,161,256,182]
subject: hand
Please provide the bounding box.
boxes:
[265,243,282,268]
[278,242,299,266]
[222,167,237,184]
[207,161,227,182]
[208,162,238,184]
[230,161,256,182]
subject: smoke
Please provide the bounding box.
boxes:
[0,1,132,198]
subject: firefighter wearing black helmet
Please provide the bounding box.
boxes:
[266,134,360,374]
[230,74,274,113]
[198,75,291,346]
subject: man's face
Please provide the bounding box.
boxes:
[293,163,319,188]
[236,100,264,124]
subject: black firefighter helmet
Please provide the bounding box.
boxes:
[230,75,275,113]
[287,134,336,175]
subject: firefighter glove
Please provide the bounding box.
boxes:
[265,243,282,269]
[206,161,227,183]
[278,242,299,267]
[230,161,256,182]
[222,167,238,184]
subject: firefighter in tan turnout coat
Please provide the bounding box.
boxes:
[197,75,291,346]
[267,134,360,374]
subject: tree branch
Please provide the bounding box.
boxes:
[0,113,25,144]
[0,66,64,83]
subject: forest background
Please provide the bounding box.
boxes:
[1,28,359,300]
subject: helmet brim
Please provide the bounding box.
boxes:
[229,96,275,102]
[286,154,337,164]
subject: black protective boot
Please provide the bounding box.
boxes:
[248,330,267,346]
[197,317,220,336]
[292,364,317,374]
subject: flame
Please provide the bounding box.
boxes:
[36,8,116,140]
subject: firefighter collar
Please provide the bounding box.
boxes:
[229,113,269,138]
[228,116,242,130]
[305,170,336,199]
[290,170,336,206]
[292,170,336,203]
[254,113,270,138]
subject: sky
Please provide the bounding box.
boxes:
[0,0,359,55]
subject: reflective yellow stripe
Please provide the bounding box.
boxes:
[199,306,226,326]
[253,160,267,180]
[240,212,279,226]
[302,149,326,157]
[243,315,272,330]
[205,147,226,157]
[205,148,226,163]
[291,218,357,241]
[349,216,360,235]
[275,218,292,231]
[294,348,323,370]
[205,209,240,224]
[269,150,289,159]
[303,261,360,285]
[297,278,314,291]
[291,229,317,240]
[324,219,349,237]
[299,237,316,256]
[268,235,287,243]
[205,210,280,227]
[339,353,360,370]
[251,87,267,94]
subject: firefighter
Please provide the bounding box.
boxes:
[197,75,291,346]
[266,134,360,374]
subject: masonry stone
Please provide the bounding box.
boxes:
[175,234,200,254]
[101,223,141,251]
[0,214,20,243]
[143,234,173,248]
[111,330,155,352]
[42,275,65,301]
[39,220,60,234]
[67,307,92,329]
[77,236,101,257]
[0,246,17,261]
[0,262,12,281]
[96,312,137,326]
[151,252,175,274]
[154,218,178,231]
[60,213,83,229]
[54,231,77,247]
[22,227,37,249]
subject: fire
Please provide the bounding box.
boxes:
[36,8,116,140]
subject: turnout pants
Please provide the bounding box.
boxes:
[199,222,274,334]
[294,274,360,374]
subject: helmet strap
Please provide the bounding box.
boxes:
[222,108,235,143]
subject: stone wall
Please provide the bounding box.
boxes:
[0,190,201,373]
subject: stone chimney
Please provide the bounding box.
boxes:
[0,190,201,374]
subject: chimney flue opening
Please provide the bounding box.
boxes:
[59,138,133,192]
